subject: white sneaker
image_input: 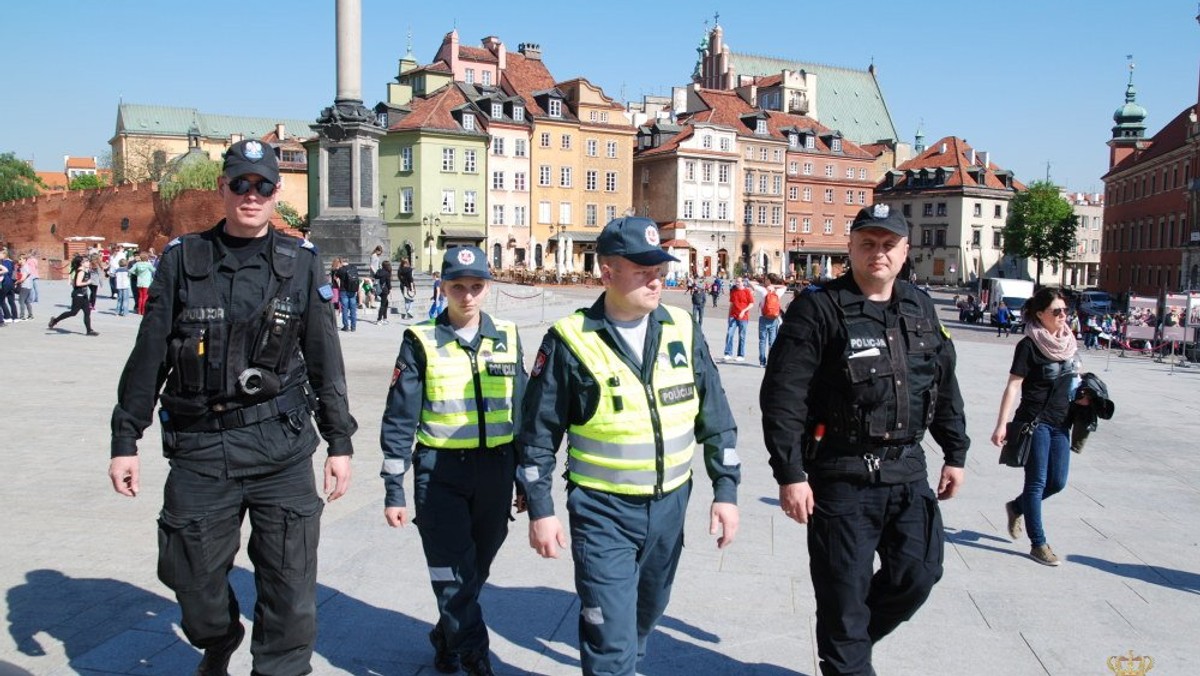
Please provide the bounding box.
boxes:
[735,356,745,362]
[721,355,730,362]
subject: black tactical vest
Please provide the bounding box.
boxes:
[159,231,309,418]
[820,285,941,448]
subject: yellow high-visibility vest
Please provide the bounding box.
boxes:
[554,306,699,496]
[409,320,519,449]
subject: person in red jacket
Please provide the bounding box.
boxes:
[722,277,754,361]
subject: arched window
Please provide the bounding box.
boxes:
[492,242,503,269]
[534,244,543,269]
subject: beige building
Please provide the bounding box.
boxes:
[1060,190,1104,287]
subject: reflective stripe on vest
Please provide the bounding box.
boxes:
[554,305,699,496]
[409,320,519,449]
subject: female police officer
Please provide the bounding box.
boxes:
[380,246,526,676]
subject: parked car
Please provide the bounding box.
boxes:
[1077,289,1114,316]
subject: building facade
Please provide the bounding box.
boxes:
[875,136,1024,285]
[1100,64,1200,295]
[1061,190,1104,288]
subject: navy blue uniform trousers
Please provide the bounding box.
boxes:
[568,480,691,676]
[158,458,322,676]
[808,477,944,676]
[412,446,516,657]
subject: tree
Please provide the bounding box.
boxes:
[68,174,106,190]
[276,201,307,230]
[113,137,172,183]
[1002,180,1077,284]
[0,152,45,201]
[159,157,221,201]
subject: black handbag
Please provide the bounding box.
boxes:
[999,419,1038,468]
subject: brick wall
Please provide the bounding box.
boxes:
[0,184,299,279]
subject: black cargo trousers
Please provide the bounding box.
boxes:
[807,467,945,676]
[158,453,323,676]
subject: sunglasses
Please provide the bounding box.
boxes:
[1047,307,1068,317]
[228,177,277,197]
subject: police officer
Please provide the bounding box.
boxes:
[518,217,741,676]
[108,139,357,676]
[761,204,969,676]
[381,246,525,676]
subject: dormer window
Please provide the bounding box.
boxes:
[548,99,562,118]
[376,111,388,127]
[831,138,842,152]
[755,119,767,135]
[481,71,492,86]
[805,135,815,149]
[788,133,798,148]
[462,112,475,131]
[491,102,503,119]
[513,105,525,122]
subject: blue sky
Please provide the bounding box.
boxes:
[3,1,1198,192]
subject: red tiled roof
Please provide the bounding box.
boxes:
[636,125,696,158]
[764,111,874,159]
[891,136,1024,191]
[65,156,96,169]
[459,45,498,64]
[753,74,784,87]
[500,52,557,117]
[388,85,476,133]
[858,142,891,157]
[1104,105,1192,177]
[36,171,67,192]
[259,129,308,148]
[682,89,774,138]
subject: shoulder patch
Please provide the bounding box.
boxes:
[163,237,183,252]
[531,347,550,378]
[317,284,334,302]
[391,358,406,387]
[300,239,317,253]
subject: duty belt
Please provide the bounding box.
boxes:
[169,387,311,432]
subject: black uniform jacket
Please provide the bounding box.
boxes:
[110,223,357,464]
[517,295,741,520]
[761,275,969,485]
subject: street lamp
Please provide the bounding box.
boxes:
[422,215,441,274]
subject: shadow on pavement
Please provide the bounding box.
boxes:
[484,584,804,675]
[944,529,1030,560]
[1067,555,1200,595]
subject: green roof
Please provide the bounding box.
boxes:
[728,53,898,145]
[115,103,315,140]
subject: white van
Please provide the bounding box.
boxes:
[983,278,1036,330]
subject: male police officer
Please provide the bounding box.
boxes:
[761,204,968,676]
[108,139,357,676]
[518,216,741,676]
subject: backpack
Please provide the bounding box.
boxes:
[762,290,781,319]
[340,263,360,287]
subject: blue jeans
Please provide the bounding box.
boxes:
[339,291,357,329]
[692,303,704,323]
[758,317,779,365]
[1012,423,1070,546]
[724,317,747,357]
[116,288,131,315]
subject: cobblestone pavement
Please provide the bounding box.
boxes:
[1,280,1196,675]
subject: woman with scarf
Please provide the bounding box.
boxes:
[991,287,1081,566]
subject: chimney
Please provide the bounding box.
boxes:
[939,142,947,154]
[275,123,286,140]
[969,148,976,165]
[518,42,541,60]
[979,151,989,167]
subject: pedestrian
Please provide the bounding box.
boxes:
[398,259,416,319]
[130,252,155,315]
[690,276,707,323]
[370,244,384,274]
[518,216,740,676]
[991,287,1081,567]
[381,246,526,676]
[761,204,969,676]
[750,273,787,367]
[335,258,360,331]
[113,258,132,316]
[722,276,752,361]
[17,253,37,320]
[107,139,357,676]
[0,249,17,323]
[47,255,99,335]
[994,300,1012,337]
[87,253,105,310]
[709,275,722,307]
[374,259,393,324]
[109,245,125,298]
[429,270,445,319]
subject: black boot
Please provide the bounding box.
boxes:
[429,624,460,674]
[194,622,244,676]
[461,650,496,676]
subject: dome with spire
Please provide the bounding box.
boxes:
[1113,81,1147,125]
